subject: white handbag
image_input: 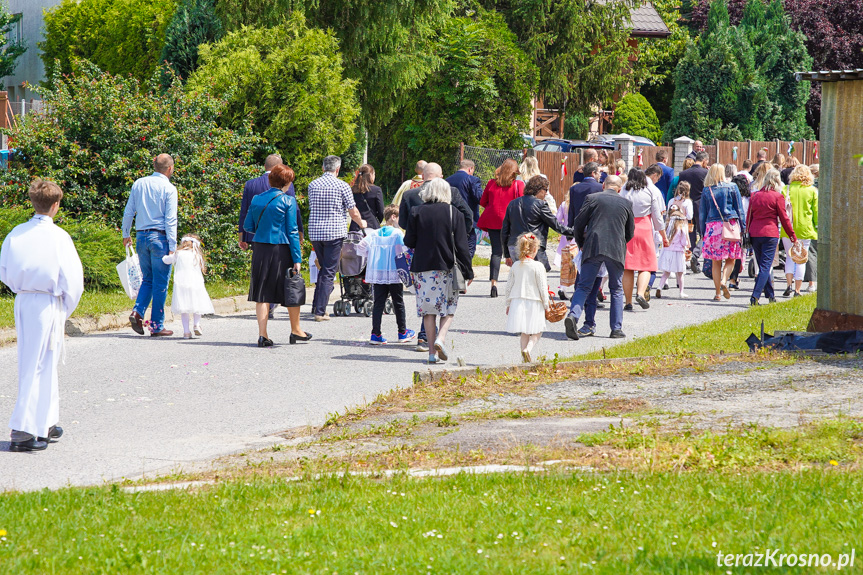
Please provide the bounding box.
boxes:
[116,245,143,299]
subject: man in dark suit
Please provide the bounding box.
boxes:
[677,151,709,273]
[686,140,705,161]
[572,148,607,185]
[564,175,634,341]
[446,159,483,259]
[238,154,304,317]
[655,149,675,199]
[567,162,603,228]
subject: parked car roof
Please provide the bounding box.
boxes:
[589,134,657,147]
[533,139,615,152]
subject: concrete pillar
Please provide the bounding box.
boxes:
[673,136,694,174]
[613,133,636,173]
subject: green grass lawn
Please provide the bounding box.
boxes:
[0,471,859,573]
[0,281,249,330]
[571,293,817,360]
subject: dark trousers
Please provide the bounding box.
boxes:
[689,201,701,263]
[311,238,343,317]
[468,227,478,260]
[488,229,503,281]
[803,239,817,283]
[372,283,406,336]
[750,236,778,301]
[569,256,624,331]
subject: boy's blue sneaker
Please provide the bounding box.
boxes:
[398,329,417,343]
[370,334,387,345]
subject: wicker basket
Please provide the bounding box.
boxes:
[545,301,568,323]
[789,240,809,264]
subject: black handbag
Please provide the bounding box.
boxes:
[283,268,306,307]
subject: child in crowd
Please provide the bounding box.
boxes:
[358,204,416,345]
[505,233,550,363]
[655,205,691,299]
[667,181,694,223]
[162,234,214,339]
[555,197,577,300]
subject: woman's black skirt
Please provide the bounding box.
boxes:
[248,242,294,305]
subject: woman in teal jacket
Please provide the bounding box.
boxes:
[244,164,310,347]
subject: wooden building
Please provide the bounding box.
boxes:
[531,3,671,141]
[795,69,863,331]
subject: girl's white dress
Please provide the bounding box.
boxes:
[505,259,549,334]
[657,228,690,274]
[165,250,215,315]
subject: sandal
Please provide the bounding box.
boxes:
[712,295,722,302]
[720,284,731,299]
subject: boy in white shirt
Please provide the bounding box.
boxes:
[0,180,84,452]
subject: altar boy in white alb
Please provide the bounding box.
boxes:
[0,179,84,452]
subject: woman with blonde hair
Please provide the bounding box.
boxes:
[519,156,555,213]
[699,163,746,301]
[771,153,785,170]
[780,156,799,185]
[478,158,525,297]
[751,161,772,192]
[780,164,818,297]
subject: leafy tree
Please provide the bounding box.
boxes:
[369,10,537,189]
[0,9,25,78]
[160,0,223,82]
[613,93,663,143]
[739,0,812,140]
[40,0,178,84]
[2,65,262,281]
[663,0,767,141]
[492,0,637,115]
[187,13,360,182]
[215,0,455,135]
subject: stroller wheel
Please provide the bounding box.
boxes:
[353,299,363,314]
[384,299,393,315]
[333,300,343,316]
[363,300,374,317]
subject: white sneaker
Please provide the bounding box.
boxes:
[679,292,689,299]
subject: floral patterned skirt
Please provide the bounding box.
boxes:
[413,270,459,317]
[702,220,743,261]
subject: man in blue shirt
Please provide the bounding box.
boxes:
[445,159,483,259]
[122,154,178,337]
[654,149,675,199]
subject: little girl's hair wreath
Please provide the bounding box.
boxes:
[517,233,540,260]
[179,233,207,274]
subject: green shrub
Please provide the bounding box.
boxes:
[0,207,124,294]
[40,0,178,84]
[160,0,223,83]
[612,93,662,144]
[187,13,360,183]
[2,64,263,282]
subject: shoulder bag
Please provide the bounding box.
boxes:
[283,268,307,307]
[355,189,380,229]
[450,206,467,294]
[708,186,741,242]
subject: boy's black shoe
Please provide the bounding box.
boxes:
[750,298,759,306]
[10,438,48,452]
[38,425,63,443]
[557,290,569,301]
[609,330,626,339]
[564,316,579,341]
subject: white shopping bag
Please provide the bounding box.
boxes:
[117,245,143,299]
[309,251,319,284]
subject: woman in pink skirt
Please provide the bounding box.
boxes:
[699,163,746,301]
[620,169,668,310]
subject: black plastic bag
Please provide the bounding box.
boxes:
[284,268,306,307]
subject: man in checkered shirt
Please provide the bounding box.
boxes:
[308,155,367,321]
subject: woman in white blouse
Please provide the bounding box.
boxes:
[620,169,669,310]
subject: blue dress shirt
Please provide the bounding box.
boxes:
[122,172,179,252]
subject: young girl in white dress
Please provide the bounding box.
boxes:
[655,206,691,299]
[162,234,215,339]
[505,233,550,363]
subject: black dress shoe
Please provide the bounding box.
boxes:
[635,295,650,309]
[490,285,498,298]
[750,298,760,307]
[624,303,634,311]
[783,286,793,297]
[257,336,274,348]
[289,332,313,344]
[557,290,569,301]
[10,438,48,452]
[37,425,63,443]
[129,311,144,335]
[609,329,626,339]
[564,316,579,341]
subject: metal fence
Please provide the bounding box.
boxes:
[457,145,525,186]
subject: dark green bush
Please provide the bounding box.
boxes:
[612,93,662,144]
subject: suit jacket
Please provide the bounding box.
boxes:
[568,177,604,228]
[398,181,473,240]
[677,165,709,202]
[574,191,635,266]
[239,173,303,243]
[446,170,483,223]
[657,162,675,197]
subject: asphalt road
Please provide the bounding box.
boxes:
[0,267,756,491]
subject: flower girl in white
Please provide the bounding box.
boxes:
[162,234,214,338]
[505,233,550,363]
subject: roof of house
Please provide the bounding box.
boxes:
[796,69,863,82]
[629,3,672,38]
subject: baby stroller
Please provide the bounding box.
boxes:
[331,230,393,317]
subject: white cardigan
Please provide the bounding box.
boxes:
[505,259,550,309]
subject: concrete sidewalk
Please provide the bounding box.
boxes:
[0,266,757,491]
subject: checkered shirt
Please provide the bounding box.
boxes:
[307,173,356,242]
